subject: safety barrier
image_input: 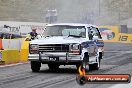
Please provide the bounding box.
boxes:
[0,39,29,65]
[118,33,132,43]
[20,39,29,62]
[1,49,20,65]
[99,26,132,43]
[0,38,26,65]
[0,50,4,65]
[0,39,2,50]
[0,38,30,65]
[99,26,119,42]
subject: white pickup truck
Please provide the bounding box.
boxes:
[28,23,104,72]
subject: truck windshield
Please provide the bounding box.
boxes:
[44,25,86,38]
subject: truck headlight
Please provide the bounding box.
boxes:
[70,44,80,54]
[71,44,80,50]
[29,44,39,54]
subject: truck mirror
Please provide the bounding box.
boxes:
[89,34,93,40]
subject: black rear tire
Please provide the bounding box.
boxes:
[89,59,100,70]
[31,61,41,72]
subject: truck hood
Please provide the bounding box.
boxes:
[30,36,88,44]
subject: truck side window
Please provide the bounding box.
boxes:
[87,27,93,40]
[90,28,101,39]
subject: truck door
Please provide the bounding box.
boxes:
[90,27,104,56]
[87,28,96,57]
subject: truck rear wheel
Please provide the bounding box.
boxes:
[89,58,100,70]
[89,51,102,70]
[31,61,41,72]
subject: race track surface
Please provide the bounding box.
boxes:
[0,42,132,88]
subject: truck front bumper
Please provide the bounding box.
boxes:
[28,52,83,64]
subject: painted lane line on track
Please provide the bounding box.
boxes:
[26,75,75,88]
[0,62,29,68]
[105,51,132,53]
[0,74,61,86]
[103,52,132,60]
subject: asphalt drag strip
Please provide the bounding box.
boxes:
[0,42,132,88]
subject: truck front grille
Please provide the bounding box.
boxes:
[39,44,69,52]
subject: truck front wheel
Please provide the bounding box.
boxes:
[31,61,41,72]
[76,52,89,72]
